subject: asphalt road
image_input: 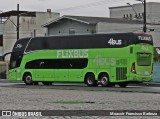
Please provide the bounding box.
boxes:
[0,81,160,94]
[0,80,160,119]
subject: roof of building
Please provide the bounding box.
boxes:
[109,5,130,9]
[42,15,143,27]
[0,10,36,17]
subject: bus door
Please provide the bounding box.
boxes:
[9,68,17,80]
[9,54,23,80]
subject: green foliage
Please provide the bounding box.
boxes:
[154,48,160,62]
[48,101,95,104]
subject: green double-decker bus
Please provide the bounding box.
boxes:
[9,32,154,87]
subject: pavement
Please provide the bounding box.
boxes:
[0,79,160,87]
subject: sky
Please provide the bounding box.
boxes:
[0,0,160,17]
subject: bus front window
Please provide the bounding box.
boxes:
[10,60,16,69]
[10,54,23,69]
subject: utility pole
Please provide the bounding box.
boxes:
[136,0,147,32]
[17,4,19,40]
[143,0,147,32]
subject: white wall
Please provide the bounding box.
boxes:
[150,31,160,47]
[110,2,160,24]
[97,22,143,33]
[48,19,95,35]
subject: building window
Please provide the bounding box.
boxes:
[69,29,75,35]
[126,14,129,18]
[123,14,126,18]
[130,14,132,19]
[0,35,3,46]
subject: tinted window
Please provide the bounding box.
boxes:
[26,33,135,52]
[69,59,88,69]
[10,38,30,69]
[25,59,88,69]
[137,53,151,66]
[10,53,23,69]
[12,38,30,53]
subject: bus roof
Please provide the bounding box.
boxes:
[13,32,153,53]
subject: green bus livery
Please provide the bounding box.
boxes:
[9,32,154,87]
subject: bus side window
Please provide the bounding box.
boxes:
[69,59,88,69]
[39,61,44,68]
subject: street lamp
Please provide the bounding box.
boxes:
[126,3,138,19]
[136,0,147,32]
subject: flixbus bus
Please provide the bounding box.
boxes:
[9,32,154,87]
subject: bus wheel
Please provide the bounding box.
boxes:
[99,74,110,87]
[85,74,97,86]
[118,83,128,88]
[42,82,52,85]
[23,73,33,85]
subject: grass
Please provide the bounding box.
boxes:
[48,101,95,104]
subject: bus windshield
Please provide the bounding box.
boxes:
[10,38,31,69]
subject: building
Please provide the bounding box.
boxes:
[0,10,60,60]
[109,2,160,48]
[42,15,160,46]
[109,2,160,24]
[42,15,145,35]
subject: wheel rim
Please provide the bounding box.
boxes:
[87,77,93,85]
[101,76,108,85]
[26,75,32,83]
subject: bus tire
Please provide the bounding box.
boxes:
[118,83,128,88]
[23,73,33,85]
[99,73,110,87]
[85,74,97,87]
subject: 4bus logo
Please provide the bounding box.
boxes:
[15,44,22,49]
[108,38,122,45]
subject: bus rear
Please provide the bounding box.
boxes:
[130,33,153,83]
